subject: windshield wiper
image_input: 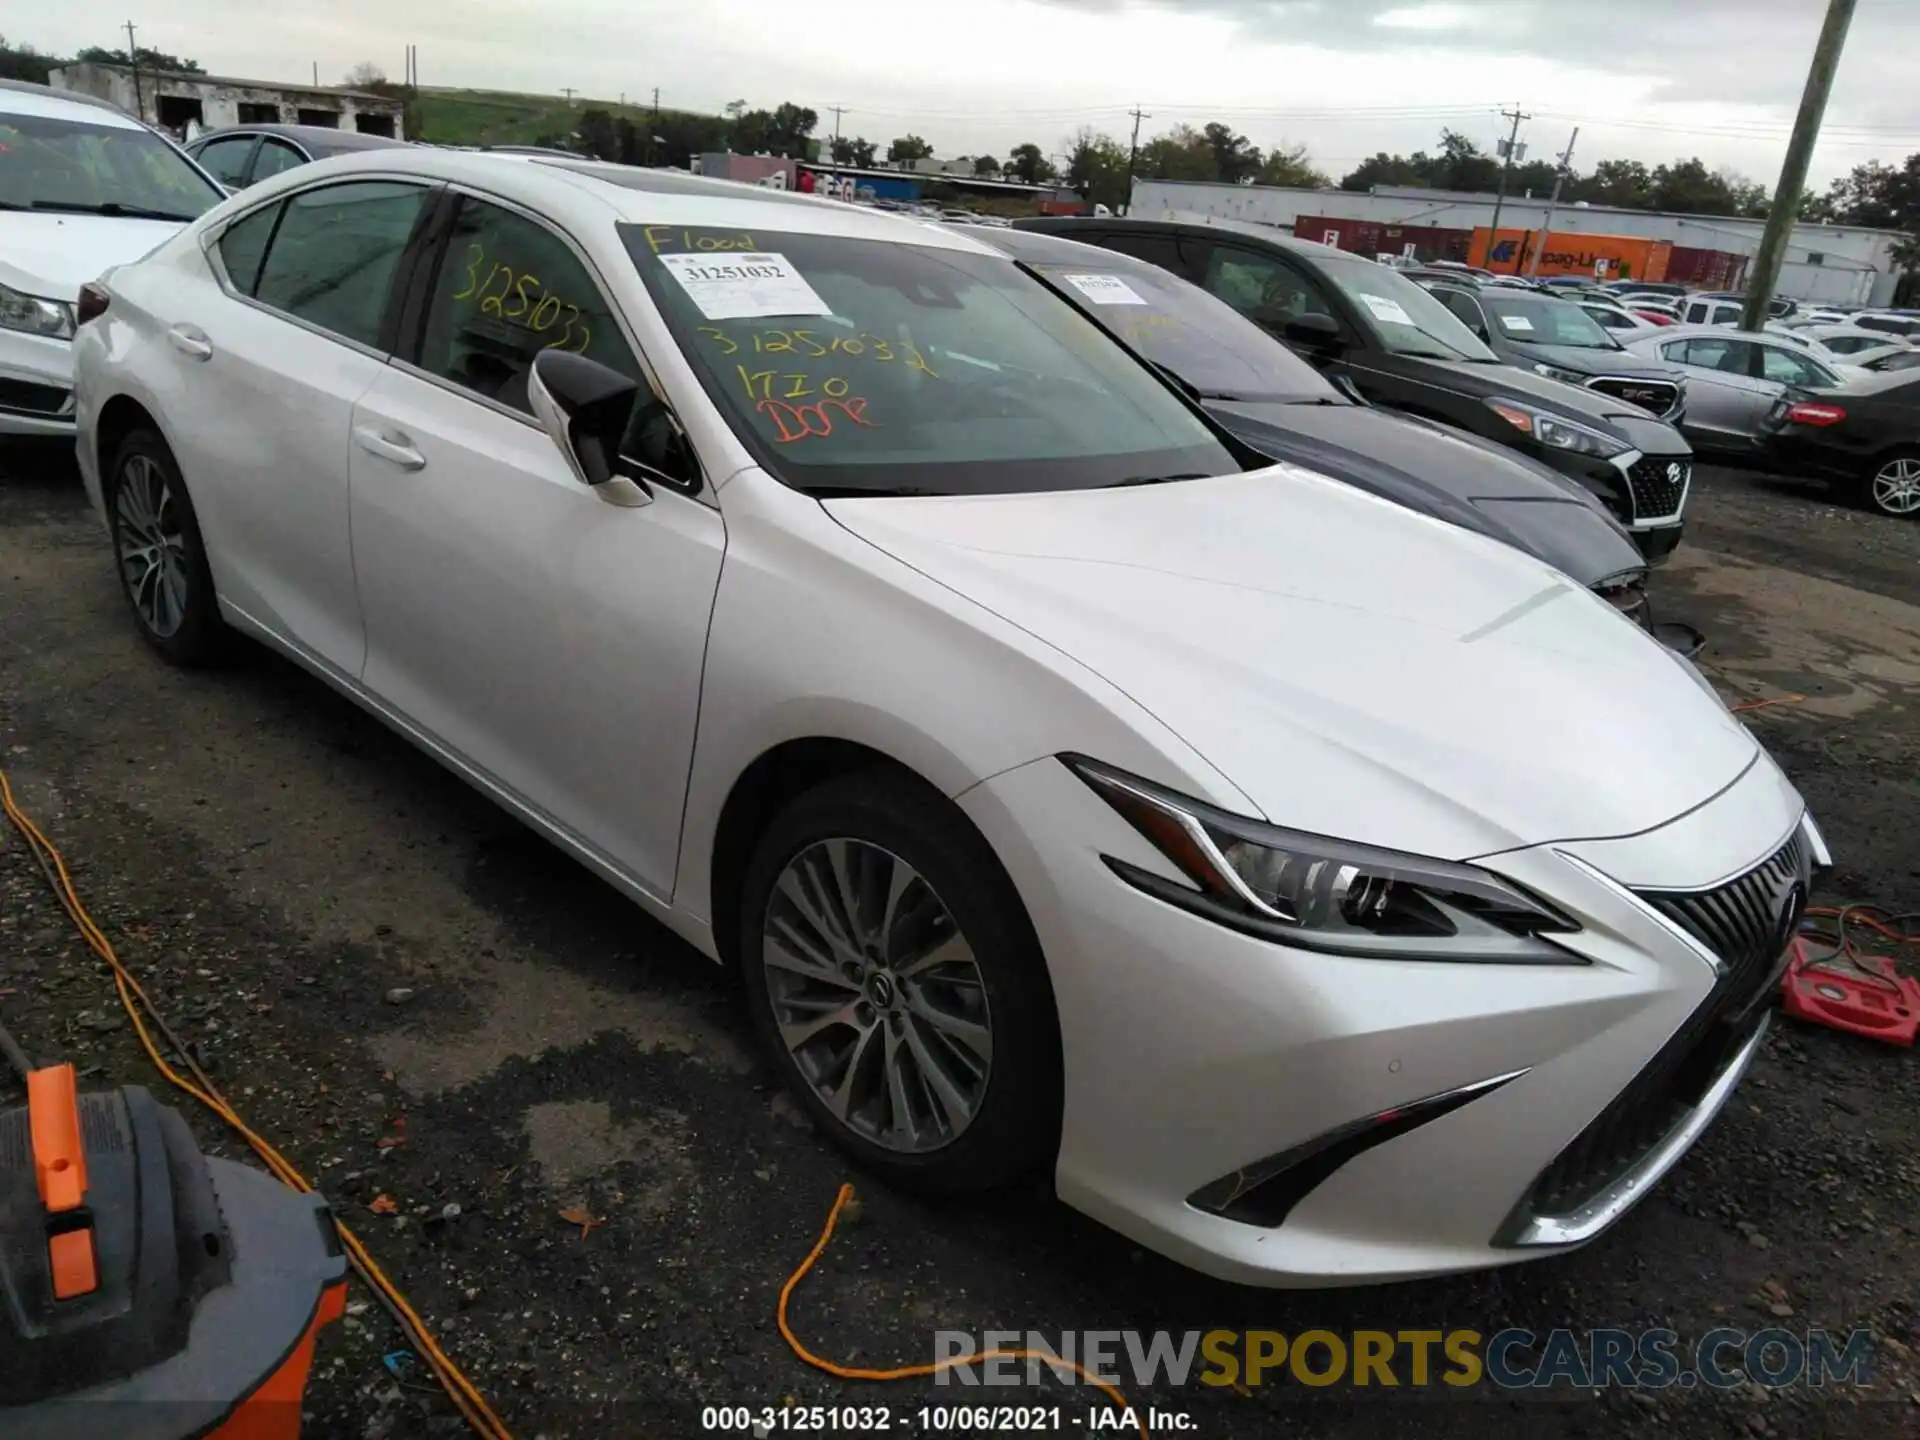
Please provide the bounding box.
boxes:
[1098,472,1213,489]
[30,200,199,221]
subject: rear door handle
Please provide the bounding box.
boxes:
[167,324,213,360]
[353,425,427,472]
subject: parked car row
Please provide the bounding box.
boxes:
[0,78,1855,1290]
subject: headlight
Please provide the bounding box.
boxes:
[1486,399,1630,459]
[0,283,75,340]
[1065,756,1580,963]
[1532,361,1589,387]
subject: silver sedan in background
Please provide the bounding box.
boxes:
[1624,324,1852,457]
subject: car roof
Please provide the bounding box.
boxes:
[1030,213,1349,261]
[1645,324,1803,346]
[239,149,998,253]
[0,77,142,128]
[193,123,409,151]
[960,223,1160,269]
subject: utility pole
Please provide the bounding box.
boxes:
[123,21,143,121]
[313,61,319,87]
[561,87,577,104]
[828,104,847,161]
[649,87,661,167]
[1486,105,1530,267]
[1527,127,1579,278]
[1124,104,1150,214]
[1742,0,1858,330]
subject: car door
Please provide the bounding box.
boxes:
[190,134,259,189]
[162,177,436,674]
[346,189,726,899]
[1659,337,1769,444]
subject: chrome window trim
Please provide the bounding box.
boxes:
[198,175,437,365]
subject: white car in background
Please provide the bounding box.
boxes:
[70,148,1822,1287]
[0,79,225,442]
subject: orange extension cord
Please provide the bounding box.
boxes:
[780,1183,1150,1437]
[0,770,512,1440]
[5,769,1147,1436]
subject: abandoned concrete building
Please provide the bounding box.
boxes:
[47,62,405,140]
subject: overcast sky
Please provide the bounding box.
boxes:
[31,0,1920,186]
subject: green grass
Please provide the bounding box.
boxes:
[413,88,708,148]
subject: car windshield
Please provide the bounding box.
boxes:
[622,225,1246,496]
[1022,259,1339,404]
[1482,293,1621,350]
[1315,256,1497,362]
[0,111,222,221]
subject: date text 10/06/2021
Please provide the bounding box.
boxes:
[701,1406,1192,1432]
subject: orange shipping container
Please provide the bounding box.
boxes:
[1468,228,1673,283]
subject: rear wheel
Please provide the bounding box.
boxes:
[737,772,1061,1195]
[107,429,229,664]
[1862,450,1920,518]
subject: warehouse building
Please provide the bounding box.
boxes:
[49,62,404,141]
[1131,179,1908,306]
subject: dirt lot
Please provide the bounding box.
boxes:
[3,453,1918,1440]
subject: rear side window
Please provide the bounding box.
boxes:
[252,181,429,348]
[417,196,640,415]
[251,140,308,182]
[215,202,281,293]
[1090,230,1187,274]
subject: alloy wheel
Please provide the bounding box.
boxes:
[115,455,191,637]
[1870,457,1920,516]
[762,838,993,1153]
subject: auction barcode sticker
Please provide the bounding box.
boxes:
[1063,273,1149,306]
[658,252,833,320]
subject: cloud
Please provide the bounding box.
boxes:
[1026,0,1918,111]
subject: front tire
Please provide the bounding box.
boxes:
[107,428,229,665]
[737,772,1061,1195]
[1860,448,1920,519]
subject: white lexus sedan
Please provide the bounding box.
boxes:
[70,148,1824,1287]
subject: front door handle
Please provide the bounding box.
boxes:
[353,425,427,472]
[167,324,213,360]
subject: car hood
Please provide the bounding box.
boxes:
[1206,401,1647,588]
[0,213,187,298]
[825,466,1755,860]
[1503,339,1675,377]
[1366,353,1688,452]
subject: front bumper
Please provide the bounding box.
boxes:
[0,329,77,438]
[959,750,1808,1287]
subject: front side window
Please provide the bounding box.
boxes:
[1023,258,1337,403]
[624,225,1243,496]
[0,111,222,220]
[1434,288,1488,335]
[1315,255,1496,361]
[252,181,429,348]
[419,197,639,414]
[194,136,256,187]
[1481,294,1620,349]
[1201,246,1333,332]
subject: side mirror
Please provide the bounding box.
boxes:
[528,349,652,506]
[1283,311,1344,357]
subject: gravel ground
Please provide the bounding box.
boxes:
[3,452,1918,1440]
